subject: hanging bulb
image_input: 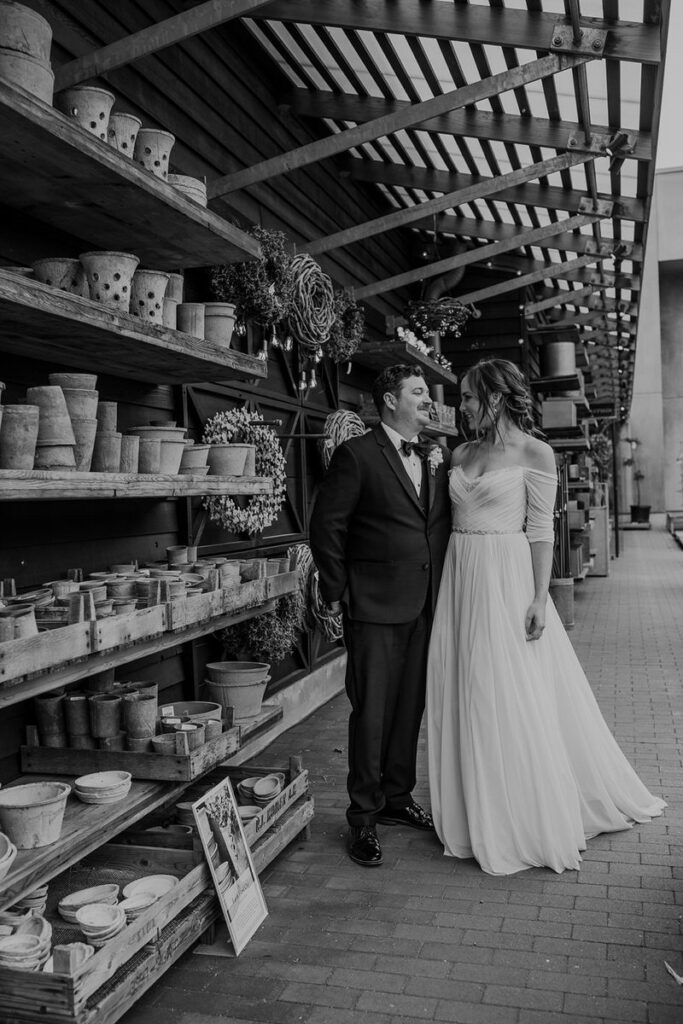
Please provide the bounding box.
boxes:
[257,339,268,361]
[284,334,293,352]
[235,320,246,337]
[346,361,352,375]
[314,347,323,363]
[310,368,317,389]
[270,325,280,349]
[298,371,307,391]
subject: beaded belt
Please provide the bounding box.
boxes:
[452,527,521,535]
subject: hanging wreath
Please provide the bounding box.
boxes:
[210,226,294,328]
[406,297,473,340]
[286,543,314,629]
[327,290,365,364]
[318,411,367,471]
[288,252,335,352]
[202,408,287,536]
[310,570,344,643]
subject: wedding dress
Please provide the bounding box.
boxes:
[426,465,665,875]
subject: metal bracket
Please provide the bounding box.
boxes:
[549,23,608,56]
[567,131,611,155]
[578,196,613,217]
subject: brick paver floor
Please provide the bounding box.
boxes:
[124,525,683,1024]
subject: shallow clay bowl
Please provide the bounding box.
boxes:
[73,771,132,792]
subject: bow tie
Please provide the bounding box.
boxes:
[400,439,431,459]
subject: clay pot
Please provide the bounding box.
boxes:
[133,128,175,180]
[159,438,185,474]
[70,734,97,750]
[162,298,177,329]
[203,302,236,348]
[26,386,76,446]
[91,431,122,473]
[177,303,204,338]
[34,692,66,744]
[32,258,88,297]
[540,341,577,379]
[106,111,141,155]
[130,268,169,322]
[0,404,39,469]
[180,443,209,469]
[173,722,205,751]
[207,443,248,476]
[87,668,116,693]
[79,251,139,311]
[107,578,137,599]
[0,782,71,849]
[54,86,115,141]
[166,273,184,304]
[63,693,91,738]
[33,444,76,470]
[49,373,98,390]
[0,46,53,103]
[0,604,37,638]
[98,732,126,751]
[71,418,98,472]
[119,435,139,473]
[122,692,157,738]
[0,3,52,63]
[62,388,98,421]
[96,401,117,432]
[138,438,161,473]
[88,693,122,738]
[226,443,256,476]
[127,736,152,752]
[167,174,207,207]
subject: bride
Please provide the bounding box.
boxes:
[426,358,665,875]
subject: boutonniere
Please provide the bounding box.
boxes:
[427,446,444,476]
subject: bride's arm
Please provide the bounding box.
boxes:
[524,440,558,641]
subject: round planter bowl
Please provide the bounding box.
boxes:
[106,111,141,155]
[32,258,88,297]
[160,700,222,723]
[0,3,52,62]
[79,251,140,311]
[0,782,71,849]
[0,46,53,103]
[54,85,115,140]
[205,661,270,685]
[167,174,207,207]
[206,677,268,719]
[179,443,209,469]
[151,733,178,756]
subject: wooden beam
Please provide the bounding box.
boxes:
[337,156,646,223]
[455,254,609,307]
[55,0,277,90]
[253,2,661,64]
[524,286,597,315]
[209,52,593,197]
[288,91,652,164]
[353,212,604,299]
[306,151,595,255]
[479,255,641,292]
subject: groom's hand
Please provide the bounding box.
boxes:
[525,601,546,641]
[328,601,342,615]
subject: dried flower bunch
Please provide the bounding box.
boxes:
[211,226,294,327]
[202,408,287,535]
[327,290,365,364]
[220,592,302,663]
[406,297,472,339]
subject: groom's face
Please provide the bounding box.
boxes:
[388,375,433,432]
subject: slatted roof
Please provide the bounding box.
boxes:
[233,0,668,419]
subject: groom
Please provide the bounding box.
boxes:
[310,364,451,866]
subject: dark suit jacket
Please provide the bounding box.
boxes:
[309,425,452,623]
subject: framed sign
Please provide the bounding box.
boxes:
[192,776,268,955]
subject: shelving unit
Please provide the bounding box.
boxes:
[353,340,460,387]
[0,470,272,501]
[0,270,266,384]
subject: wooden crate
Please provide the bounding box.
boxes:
[166,579,266,632]
[0,622,93,688]
[90,606,166,653]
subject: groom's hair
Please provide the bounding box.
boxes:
[372,364,425,414]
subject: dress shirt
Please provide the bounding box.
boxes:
[382,422,422,494]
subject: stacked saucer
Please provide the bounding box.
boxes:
[58,884,119,924]
[118,893,157,922]
[0,832,17,882]
[237,805,261,822]
[121,875,178,901]
[174,802,196,827]
[14,914,52,967]
[10,885,49,916]
[252,773,285,808]
[0,934,44,972]
[75,903,126,947]
[235,777,261,804]
[74,771,132,805]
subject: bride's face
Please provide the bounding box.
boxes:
[460,375,485,432]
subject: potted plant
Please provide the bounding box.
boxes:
[623,437,650,524]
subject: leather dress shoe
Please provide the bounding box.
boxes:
[348,825,383,867]
[376,802,434,831]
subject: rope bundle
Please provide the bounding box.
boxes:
[310,570,344,643]
[319,410,367,470]
[288,253,335,352]
[286,542,314,629]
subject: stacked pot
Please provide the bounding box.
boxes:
[0,1,54,104]
[33,680,159,753]
[49,372,98,471]
[27,385,77,470]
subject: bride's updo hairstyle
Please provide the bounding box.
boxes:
[466,358,540,440]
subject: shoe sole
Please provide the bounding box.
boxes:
[348,851,383,867]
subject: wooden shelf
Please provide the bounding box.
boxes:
[0,80,260,268]
[531,374,582,394]
[0,270,266,384]
[0,470,272,502]
[353,340,460,387]
[423,421,459,438]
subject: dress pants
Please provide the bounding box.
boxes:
[343,603,430,827]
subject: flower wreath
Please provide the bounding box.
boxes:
[327,290,365,364]
[202,408,287,536]
[406,298,473,340]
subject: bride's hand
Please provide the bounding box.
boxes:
[525,601,546,641]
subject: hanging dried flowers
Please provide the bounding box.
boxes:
[210,226,294,329]
[326,290,365,364]
[202,408,287,536]
[219,592,302,663]
[288,252,335,353]
[405,297,473,340]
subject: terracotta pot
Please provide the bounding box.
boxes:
[33,444,76,470]
[88,693,122,738]
[106,111,141,155]
[61,388,98,420]
[207,443,248,476]
[173,722,205,751]
[63,693,91,737]
[138,437,161,473]
[26,386,76,446]
[122,692,157,738]
[206,676,268,719]
[0,46,53,103]
[106,578,137,599]
[119,434,139,473]
[167,174,207,207]
[133,128,175,180]
[98,732,126,751]
[91,431,122,473]
[180,443,209,469]
[127,736,152,752]
[203,302,236,348]
[540,340,577,378]
[32,258,88,297]
[54,85,115,141]
[96,401,117,432]
[71,418,98,472]
[0,2,52,62]
[49,372,97,390]
[159,438,185,474]
[69,734,97,749]
[87,668,115,693]
[162,298,177,329]
[226,442,256,476]
[0,404,39,468]
[130,268,169,322]
[33,691,66,743]
[79,251,139,311]
[166,273,184,304]
[0,782,71,849]
[177,302,204,338]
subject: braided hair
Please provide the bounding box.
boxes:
[465,358,541,441]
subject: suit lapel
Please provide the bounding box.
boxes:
[373,426,425,516]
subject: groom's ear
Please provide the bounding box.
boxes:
[384,392,396,410]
